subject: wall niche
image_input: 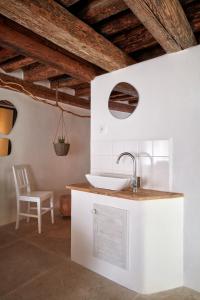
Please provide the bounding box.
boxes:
[0,100,17,156]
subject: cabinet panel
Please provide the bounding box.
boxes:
[93,203,128,269]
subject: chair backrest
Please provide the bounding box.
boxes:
[12,165,31,196]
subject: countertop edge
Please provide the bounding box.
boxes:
[66,183,184,201]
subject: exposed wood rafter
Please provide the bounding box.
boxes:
[75,87,90,97]
[0,0,199,115]
[51,79,139,98]
[51,77,83,89]
[114,83,138,97]
[0,19,99,82]
[186,1,200,33]
[132,45,165,62]
[98,11,140,36]
[109,101,137,113]
[77,0,128,24]
[0,56,36,72]
[110,95,137,102]
[0,0,135,72]
[0,73,134,113]
[24,64,64,82]
[124,0,197,52]
[112,25,157,53]
[0,72,90,110]
[0,47,17,63]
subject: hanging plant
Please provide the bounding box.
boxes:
[54,135,70,156]
[53,89,70,156]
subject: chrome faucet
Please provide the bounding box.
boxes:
[116,152,138,192]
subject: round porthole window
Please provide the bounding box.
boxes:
[108,82,139,119]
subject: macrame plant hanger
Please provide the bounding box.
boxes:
[53,88,70,156]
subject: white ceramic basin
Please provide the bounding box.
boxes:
[85,173,131,191]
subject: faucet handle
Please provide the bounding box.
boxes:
[132,176,141,189]
[136,176,141,188]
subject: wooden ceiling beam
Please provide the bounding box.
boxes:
[77,0,128,24]
[186,1,200,33]
[0,47,17,63]
[109,101,136,113]
[72,82,90,89]
[75,84,139,98]
[0,72,90,110]
[24,64,65,82]
[59,83,139,98]
[50,77,84,89]
[0,72,133,113]
[114,83,138,97]
[51,80,139,97]
[0,55,36,72]
[0,19,98,82]
[110,92,126,98]
[180,0,196,5]
[131,45,165,62]
[0,0,135,72]
[110,95,137,102]
[98,11,140,36]
[51,81,139,101]
[75,87,90,97]
[112,25,157,53]
[124,0,197,52]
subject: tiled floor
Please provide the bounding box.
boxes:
[0,213,200,300]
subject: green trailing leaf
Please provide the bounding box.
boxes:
[58,136,65,143]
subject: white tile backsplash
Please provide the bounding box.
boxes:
[151,157,170,190]
[91,139,172,191]
[138,140,153,157]
[124,140,139,155]
[153,140,169,157]
[112,140,138,156]
[112,155,139,176]
[139,156,154,187]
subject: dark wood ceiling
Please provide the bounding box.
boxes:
[0,0,199,112]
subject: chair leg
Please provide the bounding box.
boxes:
[27,202,30,222]
[50,196,54,224]
[37,201,42,234]
[16,201,20,230]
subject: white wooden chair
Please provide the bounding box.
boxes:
[12,165,54,234]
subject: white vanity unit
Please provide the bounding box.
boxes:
[66,183,184,294]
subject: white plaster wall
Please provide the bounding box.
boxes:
[0,88,90,225]
[91,45,200,292]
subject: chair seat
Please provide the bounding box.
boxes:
[19,191,53,202]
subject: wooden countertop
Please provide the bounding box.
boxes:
[66,183,184,201]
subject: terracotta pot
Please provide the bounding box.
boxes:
[54,142,70,156]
